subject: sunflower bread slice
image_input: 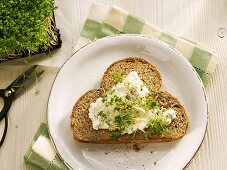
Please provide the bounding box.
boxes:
[101,57,162,92]
[70,89,188,144]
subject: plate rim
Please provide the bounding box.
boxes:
[46,34,208,170]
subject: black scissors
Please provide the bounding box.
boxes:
[0,66,44,147]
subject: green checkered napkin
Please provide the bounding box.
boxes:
[75,3,217,87]
[24,123,69,170]
[25,3,218,170]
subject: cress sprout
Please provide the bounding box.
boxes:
[0,0,61,62]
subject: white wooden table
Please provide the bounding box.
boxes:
[0,0,227,169]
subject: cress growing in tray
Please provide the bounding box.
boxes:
[0,0,61,63]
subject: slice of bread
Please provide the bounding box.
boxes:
[101,57,162,92]
[70,57,188,144]
[70,89,188,144]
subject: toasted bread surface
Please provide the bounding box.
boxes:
[101,57,162,92]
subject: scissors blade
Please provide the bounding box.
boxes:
[14,70,44,97]
[8,65,37,88]
[7,66,44,97]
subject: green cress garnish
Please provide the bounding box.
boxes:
[110,131,121,141]
[112,72,126,83]
[100,91,168,138]
[147,118,168,134]
[93,72,173,140]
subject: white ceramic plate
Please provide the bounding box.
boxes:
[47,35,207,170]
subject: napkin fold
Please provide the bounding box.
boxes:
[24,3,218,170]
[24,123,69,170]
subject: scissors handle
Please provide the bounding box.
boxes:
[0,116,8,147]
[0,89,14,122]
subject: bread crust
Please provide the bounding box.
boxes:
[101,57,162,92]
[70,57,188,144]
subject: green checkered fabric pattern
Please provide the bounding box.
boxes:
[75,3,217,87]
[24,123,69,170]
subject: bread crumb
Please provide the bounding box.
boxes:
[132,144,140,152]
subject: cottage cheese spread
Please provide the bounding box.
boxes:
[88,71,176,135]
